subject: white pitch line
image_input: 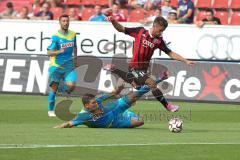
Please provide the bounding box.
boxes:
[0,143,240,149]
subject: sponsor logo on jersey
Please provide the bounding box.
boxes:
[142,40,154,48]
[61,42,74,49]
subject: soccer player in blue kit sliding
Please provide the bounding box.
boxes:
[54,78,166,128]
[47,14,78,117]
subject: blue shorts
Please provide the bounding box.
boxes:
[110,96,139,128]
[48,66,76,86]
[111,110,139,128]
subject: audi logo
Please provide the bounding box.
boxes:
[196,34,240,60]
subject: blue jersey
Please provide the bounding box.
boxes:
[71,95,131,128]
[89,14,106,22]
[47,30,77,69]
[178,0,194,23]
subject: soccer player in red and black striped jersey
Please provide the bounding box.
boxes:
[105,16,195,112]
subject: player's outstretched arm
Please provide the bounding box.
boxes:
[47,48,64,57]
[106,16,125,33]
[54,121,73,128]
[98,84,125,102]
[168,51,196,66]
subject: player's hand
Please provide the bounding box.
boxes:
[186,60,196,66]
[53,125,61,128]
[196,21,204,28]
[106,16,114,22]
[58,48,64,54]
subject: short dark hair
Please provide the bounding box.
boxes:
[82,94,95,106]
[153,16,168,29]
[59,14,69,21]
[6,2,13,8]
[206,8,214,15]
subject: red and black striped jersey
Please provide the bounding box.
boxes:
[124,27,171,70]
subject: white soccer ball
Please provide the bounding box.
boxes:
[168,118,183,133]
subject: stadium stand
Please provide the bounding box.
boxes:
[195,0,211,8]
[230,11,240,25]
[211,0,228,9]
[215,10,228,25]
[81,7,95,20]
[128,8,145,22]
[51,7,63,19]
[229,0,240,9]
[0,0,239,25]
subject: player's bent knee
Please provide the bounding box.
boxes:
[127,92,137,103]
[145,79,157,89]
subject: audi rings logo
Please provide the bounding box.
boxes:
[196,34,240,60]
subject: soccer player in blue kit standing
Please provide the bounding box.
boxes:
[47,14,78,117]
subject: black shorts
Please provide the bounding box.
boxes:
[126,69,149,86]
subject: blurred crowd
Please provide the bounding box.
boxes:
[0,0,231,27]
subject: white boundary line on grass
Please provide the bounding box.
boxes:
[1,143,240,149]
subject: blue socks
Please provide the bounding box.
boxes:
[133,85,150,98]
[48,90,56,111]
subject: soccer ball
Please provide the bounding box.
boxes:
[168,118,183,133]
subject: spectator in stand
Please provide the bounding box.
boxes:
[177,0,194,24]
[0,2,17,19]
[128,0,147,9]
[68,8,82,21]
[49,0,62,7]
[15,6,30,19]
[103,3,126,22]
[167,9,178,24]
[33,0,61,7]
[128,0,161,10]
[140,8,161,25]
[114,0,129,9]
[196,9,221,28]
[161,0,172,19]
[32,2,54,20]
[89,5,106,22]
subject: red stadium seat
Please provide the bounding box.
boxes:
[119,9,129,18]
[212,0,228,9]
[215,11,228,25]
[161,0,178,8]
[6,0,32,11]
[97,0,109,6]
[0,4,5,12]
[229,12,240,25]
[195,10,207,22]
[229,0,240,9]
[195,0,212,8]
[147,10,155,17]
[52,7,63,20]
[33,6,41,14]
[169,0,178,8]
[128,9,145,22]
[81,8,95,20]
[65,7,80,15]
[62,0,81,5]
[81,0,97,5]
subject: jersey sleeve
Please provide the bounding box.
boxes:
[124,27,143,38]
[47,35,58,51]
[158,38,172,55]
[71,112,90,126]
[96,94,112,103]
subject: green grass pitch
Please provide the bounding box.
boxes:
[0,94,240,160]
